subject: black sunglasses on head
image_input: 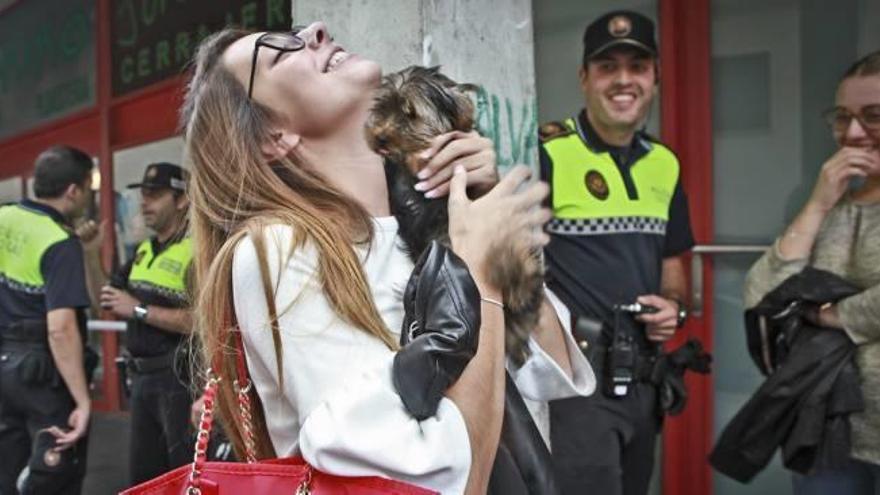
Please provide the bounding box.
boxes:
[247,26,308,99]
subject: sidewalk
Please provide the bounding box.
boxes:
[82,412,131,495]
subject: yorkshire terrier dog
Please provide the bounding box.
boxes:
[365,66,544,366]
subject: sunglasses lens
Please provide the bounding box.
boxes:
[263,31,305,50]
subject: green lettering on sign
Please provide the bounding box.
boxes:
[241,2,258,30]
[174,31,191,66]
[121,56,135,84]
[267,0,285,26]
[137,47,151,78]
[110,0,293,96]
[155,40,171,71]
[141,0,168,27]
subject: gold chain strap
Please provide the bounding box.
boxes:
[187,371,221,495]
[233,378,258,464]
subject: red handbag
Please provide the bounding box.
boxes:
[120,329,437,495]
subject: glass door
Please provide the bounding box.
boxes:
[707,1,880,494]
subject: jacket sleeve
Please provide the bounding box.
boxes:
[232,224,470,494]
[743,238,809,309]
[837,283,880,344]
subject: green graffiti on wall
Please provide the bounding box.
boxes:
[473,87,538,168]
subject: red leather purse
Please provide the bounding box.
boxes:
[120,329,437,495]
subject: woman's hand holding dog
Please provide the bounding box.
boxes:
[447,164,551,297]
[415,131,500,198]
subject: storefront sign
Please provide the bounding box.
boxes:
[0,0,96,140]
[112,0,292,96]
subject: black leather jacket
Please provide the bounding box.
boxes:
[711,268,864,482]
[392,241,558,494]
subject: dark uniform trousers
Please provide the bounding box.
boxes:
[128,366,193,485]
[123,236,195,486]
[550,380,660,495]
[0,348,88,495]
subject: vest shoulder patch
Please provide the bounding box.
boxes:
[539,121,574,142]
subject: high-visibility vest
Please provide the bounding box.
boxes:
[0,204,71,295]
[543,118,680,236]
[128,237,192,306]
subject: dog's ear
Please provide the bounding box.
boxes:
[457,83,480,95]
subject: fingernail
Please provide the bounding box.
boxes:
[454,165,465,174]
[417,169,430,180]
[424,190,438,199]
[414,181,428,191]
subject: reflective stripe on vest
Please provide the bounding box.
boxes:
[543,118,680,235]
[128,237,192,303]
[0,204,70,293]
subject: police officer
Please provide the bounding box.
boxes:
[99,163,194,486]
[0,145,95,494]
[540,11,695,495]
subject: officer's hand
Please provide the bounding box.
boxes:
[808,147,880,212]
[48,403,90,449]
[100,286,140,319]
[414,130,500,199]
[636,294,678,343]
[75,219,107,253]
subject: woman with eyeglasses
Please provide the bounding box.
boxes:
[744,51,880,494]
[180,23,592,495]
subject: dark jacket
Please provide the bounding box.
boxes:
[710,268,864,482]
[392,241,558,494]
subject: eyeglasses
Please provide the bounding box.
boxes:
[822,105,880,133]
[247,27,308,99]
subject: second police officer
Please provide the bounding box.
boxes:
[99,162,195,486]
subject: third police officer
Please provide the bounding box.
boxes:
[100,163,194,486]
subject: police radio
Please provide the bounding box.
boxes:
[606,302,658,398]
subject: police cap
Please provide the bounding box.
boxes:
[127,162,187,192]
[582,10,657,62]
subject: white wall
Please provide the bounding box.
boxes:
[0,176,21,203]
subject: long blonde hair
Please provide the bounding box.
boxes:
[181,29,397,459]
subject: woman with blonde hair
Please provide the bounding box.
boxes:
[180,23,593,494]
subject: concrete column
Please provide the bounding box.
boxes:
[292,0,538,170]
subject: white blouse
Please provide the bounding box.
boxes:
[232,218,594,494]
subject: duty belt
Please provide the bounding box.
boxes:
[0,320,49,348]
[126,352,176,374]
[586,343,660,383]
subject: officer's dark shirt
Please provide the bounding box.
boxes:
[540,110,695,348]
[0,200,90,330]
[117,232,191,358]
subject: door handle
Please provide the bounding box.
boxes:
[690,244,769,317]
